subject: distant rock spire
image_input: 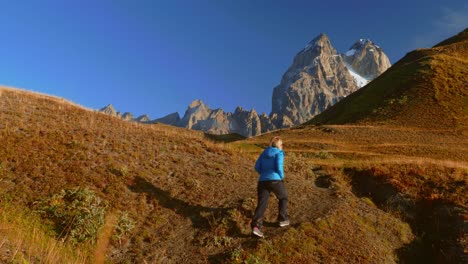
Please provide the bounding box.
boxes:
[135,114,151,123]
[99,104,118,116]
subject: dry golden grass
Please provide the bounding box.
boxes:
[1,79,466,262]
[0,202,89,263]
[0,87,258,263]
[230,123,467,263]
[239,124,468,204]
[0,85,91,111]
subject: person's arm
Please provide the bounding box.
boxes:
[255,153,262,174]
[275,151,284,179]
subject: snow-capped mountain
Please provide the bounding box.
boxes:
[271,33,358,126]
[100,34,391,136]
[271,34,391,127]
[342,39,391,87]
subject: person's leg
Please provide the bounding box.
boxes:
[271,181,288,222]
[251,181,270,229]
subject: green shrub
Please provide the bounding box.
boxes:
[315,151,333,159]
[113,211,136,243]
[34,187,107,244]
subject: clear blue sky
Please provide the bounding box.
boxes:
[0,1,467,118]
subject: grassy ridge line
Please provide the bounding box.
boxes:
[0,85,93,112]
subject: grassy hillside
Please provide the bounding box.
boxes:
[1,85,466,263]
[233,125,467,263]
[0,86,258,263]
[308,28,468,131]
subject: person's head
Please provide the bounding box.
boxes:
[270,136,283,150]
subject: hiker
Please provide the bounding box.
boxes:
[251,136,289,238]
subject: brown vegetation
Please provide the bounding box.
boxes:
[0,28,466,264]
[1,85,466,263]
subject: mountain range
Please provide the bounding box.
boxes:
[100,33,391,137]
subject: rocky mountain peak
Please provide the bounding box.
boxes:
[153,112,180,126]
[99,104,117,116]
[343,39,391,80]
[303,33,332,52]
[135,114,151,123]
[312,33,331,47]
[272,33,358,126]
[294,33,338,70]
[234,106,243,114]
[189,99,206,109]
[121,112,134,121]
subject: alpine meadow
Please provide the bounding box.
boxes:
[0,24,467,264]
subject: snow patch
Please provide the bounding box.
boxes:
[369,49,374,52]
[312,57,320,66]
[344,62,370,88]
[359,39,370,44]
[345,49,356,56]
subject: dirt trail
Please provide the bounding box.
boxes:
[261,169,341,234]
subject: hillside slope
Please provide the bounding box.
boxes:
[0,86,434,263]
[0,86,260,262]
[308,28,468,130]
[236,124,467,263]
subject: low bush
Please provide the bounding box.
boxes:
[34,187,107,244]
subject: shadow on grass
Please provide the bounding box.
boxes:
[344,168,466,264]
[204,133,246,143]
[129,176,278,263]
[128,176,245,236]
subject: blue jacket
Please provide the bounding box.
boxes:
[255,147,284,181]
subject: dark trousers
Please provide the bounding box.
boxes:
[251,180,288,229]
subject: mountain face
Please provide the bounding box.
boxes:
[342,39,392,86]
[271,34,391,127]
[100,33,391,136]
[154,112,180,126]
[308,28,468,130]
[271,34,358,126]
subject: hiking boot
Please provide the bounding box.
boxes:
[252,227,264,238]
[279,220,290,227]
